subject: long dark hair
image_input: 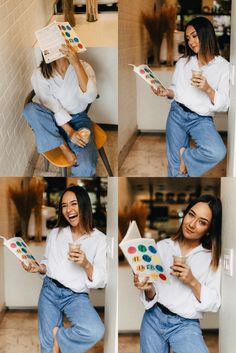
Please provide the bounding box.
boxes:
[39,57,57,79]
[172,195,222,271]
[184,16,219,63]
[56,185,93,234]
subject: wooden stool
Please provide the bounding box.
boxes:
[24,90,113,176]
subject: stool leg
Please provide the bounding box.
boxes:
[43,156,49,172]
[99,147,113,176]
[61,167,68,177]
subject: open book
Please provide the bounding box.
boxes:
[129,64,167,90]
[0,236,40,269]
[119,221,169,283]
[35,21,86,64]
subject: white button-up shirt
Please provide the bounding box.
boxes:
[31,61,98,126]
[41,226,107,293]
[170,55,230,116]
[140,238,221,319]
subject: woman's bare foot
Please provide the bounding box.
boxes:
[52,327,61,353]
[60,143,77,165]
[179,147,187,174]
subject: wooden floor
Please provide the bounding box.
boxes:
[119,133,227,177]
[0,310,103,353]
[33,130,117,177]
[119,332,219,353]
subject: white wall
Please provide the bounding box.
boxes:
[0,243,5,315]
[219,178,236,353]
[227,0,236,176]
[118,0,155,164]
[0,0,54,176]
[104,177,118,353]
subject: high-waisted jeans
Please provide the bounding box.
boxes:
[38,276,105,353]
[23,103,98,177]
[140,303,209,353]
[166,100,226,177]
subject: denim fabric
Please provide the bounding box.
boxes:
[38,276,105,353]
[140,304,209,353]
[166,101,226,177]
[23,103,98,176]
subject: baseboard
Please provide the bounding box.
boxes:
[99,124,118,131]
[118,128,139,169]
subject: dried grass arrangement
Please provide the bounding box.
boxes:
[63,0,76,27]
[9,178,44,241]
[142,2,176,66]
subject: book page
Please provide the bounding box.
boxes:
[119,222,169,283]
[35,21,86,64]
[35,21,65,64]
[0,236,40,269]
[119,220,141,245]
[129,64,167,90]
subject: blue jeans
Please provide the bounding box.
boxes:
[140,304,209,353]
[166,101,226,177]
[38,276,105,353]
[23,103,98,176]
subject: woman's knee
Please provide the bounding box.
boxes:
[202,141,226,164]
[74,319,105,344]
[22,102,37,123]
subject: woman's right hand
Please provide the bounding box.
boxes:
[151,86,174,98]
[21,262,46,274]
[70,130,87,148]
[133,274,156,300]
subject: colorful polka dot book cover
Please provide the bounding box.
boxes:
[119,221,169,284]
[35,21,86,64]
[128,64,167,91]
[0,235,40,269]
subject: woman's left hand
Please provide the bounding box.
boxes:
[60,43,79,66]
[68,248,90,269]
[170,263,196,285]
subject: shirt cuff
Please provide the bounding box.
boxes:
[192,284,221,312]
[54,109,72,126]
[84,269,107,289]
[139,289,158,310]
[81,78,98,103]
[210,90,230,112]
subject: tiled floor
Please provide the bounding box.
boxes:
[0,310,103,353]
[119,133,227,177]
[119,332,219,353]
[33,130,117,177]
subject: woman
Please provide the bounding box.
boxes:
[134,194,222,353]
[153,17,230,177]
[23,185,107,353]
[23,44,98,177]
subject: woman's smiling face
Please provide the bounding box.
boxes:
[182,202,212,243]
[61,191,80,227]
[186,25,200,54]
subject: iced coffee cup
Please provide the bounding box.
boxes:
[192,70,202,86]
[68,243,81,261]
[69,243,80,251]
[78,128,91,143]
[173,255,186,265]
[192,69,202,79]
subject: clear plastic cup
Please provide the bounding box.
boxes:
[68,243,81,252]
[78,128,91,143]
[173,255,186,265]
[192,69,202,79]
